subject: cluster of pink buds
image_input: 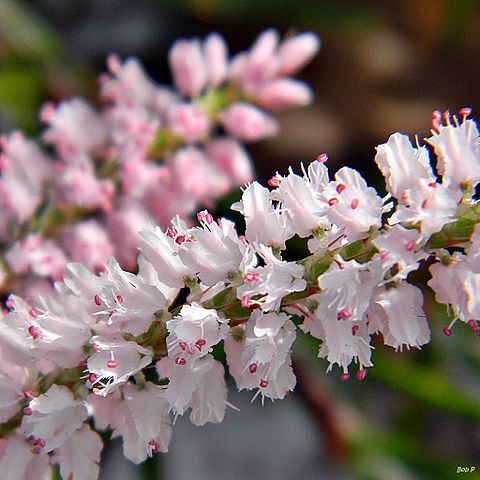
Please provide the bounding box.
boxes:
[0,29,319,300]
[1,104,479,478]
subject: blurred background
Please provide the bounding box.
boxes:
[1,1,479,479]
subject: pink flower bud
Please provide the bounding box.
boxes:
[277,32,320,76]
[167,104,210,144]
[169,39,207,97]
[256,79,313,111]
[204,33,228,86]
[220,103,278,142]
[205,138,254,185]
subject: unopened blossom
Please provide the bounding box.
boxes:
[220,103,279,142]
[204,33,228,86]
[41,98,108,159]
[256,78,313,111]
[169,39,208,97]
[232,182,294,248]
[205,138,254,185]
[277,32,321,76]
[167,103,210,143]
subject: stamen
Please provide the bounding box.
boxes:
[249,363,258,374]
[23,390,34,399]
[336,183,346,194]
[29,308,39,318]
[241,295,251,308]
[28,326,41,340]
[106,360,117,369]
[259,379,269,388]
[23,407,33,416]
[351,325,359,336]
[341,373,350,382]
[268,176,281,187]
[316,153,328,163]
[195,338,207,350]
[337,308,352,320]
[328,198,339,206]
[350,198,359,209]
[175,357,186,365]
[405,241,415,252]
[94,294,102,306]
[356,369,367,381]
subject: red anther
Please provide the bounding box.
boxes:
[432,110,442,120]
[106,360,117,369]
[28,326,41,340]
[94,294,102,306]
[442,326,452,336]
[244,272,260,283]
[31,447,41,455]
[316,153,328,163]
[336,183,346,194]
[249,363,258,374]
[89,373,97,383]
[26,435,35,442]
[77,360,88,368]
[268,176,281,188]
[351,325,359,336]
[23,407,33,416]
[241,295,251,308]
[259,379,269,388]
[467,319,478,331]
[39,102,55,123]
[459,107,472,117]
[5,298,14,309]
[175,235,186,245]
[175,357,186,365]
[23,390,34,399]
[29,308,39,318]
[432,118,441,130]
[401,191,408,202]
[328,198,339,206]
[239,235,247,242]
[379,250,389,260]
[421,198,429,209]
[337,308,352,320]
[356,369,367,381]
[350,198,359,209]
[116,295,123,304]
[167,227,176,238]
[405,240,415,252]
[179,341,188,351]
[443,110,451,121]
[37,438,46,448]
[195,338,207,350]
[428,182,437,188]
[93,343,100,353]
[341,373,350,382]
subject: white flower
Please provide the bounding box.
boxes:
[166,303,228,364]
[53,425,102,480]
[139,224,190,288]
[427,118,480,190]
[166,355,228,425]
[231,182,294,249]
[366,283,430,350]
[322,167,385,241]
[389,179,458,238]
[87,336,153,396]
[179,215,255,286]
[237,245,306,311]
[271,163,329,237]
[225,311,296,400]
[21,384,88,453]
[375,132,435,200]
[0,433,50,480]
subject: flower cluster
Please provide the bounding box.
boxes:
[0,29,319,299]
[1,104,479,478]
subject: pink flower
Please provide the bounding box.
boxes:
[167,103,210,143]
[256,78,313,111]
[204,33,228,86]
[169,39,208,97]
[220,103,278,142]
[277,32,321,76]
